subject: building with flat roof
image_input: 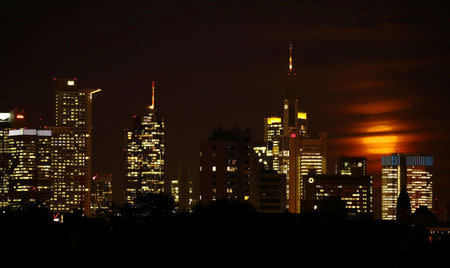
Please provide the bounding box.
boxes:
[336,157,367,176]
[6,128,52,207]
[381,153,433,220]
[199,128,251,205]
[301,174,372,215]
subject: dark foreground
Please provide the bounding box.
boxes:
[1,212,449,267]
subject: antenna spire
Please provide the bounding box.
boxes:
[150,81,155,110]
[288,43,294,75]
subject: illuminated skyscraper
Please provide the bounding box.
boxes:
[282,43,308,138]
[264,116,282,171]
[125,81,165,204]
[381,154,433,220]
[1,111,28,208]
[51,77,101,215]
[90,172,113,215]
[288,132,327,213]
[336,157,367,176]
[49,126,91,214]
[6,128,52,207]
[261,44,326,213]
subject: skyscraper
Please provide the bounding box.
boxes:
[282,43,308,138]
[125,81,165,204]
[51,77,101,215]
[381,153,433,220]
[1,110,28,208]
[6,128,52,207]
[264,116,282,171]
[288,132,327,213]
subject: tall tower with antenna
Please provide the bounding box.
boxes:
[125,81,166,204]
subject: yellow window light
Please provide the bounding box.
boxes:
[298,112,307,120]
[267,117,281,124]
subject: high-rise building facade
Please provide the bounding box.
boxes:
[1,112,30,208]
[301,174,372,214]
[288,132,327,213]
[336,157,367,176]
[0,111,15,208]
[91,172,113,215]
[49,126,91,214]
[199,128,251,205]
[260,44,327,213]
[381,154,433,220]
[51,77,100,215]
[6,129,52,207]
[264,116,282,171]
[125,81,165,204]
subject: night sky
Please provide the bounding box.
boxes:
[1,1,449,215]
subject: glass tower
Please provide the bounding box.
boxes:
[125,81,165,204]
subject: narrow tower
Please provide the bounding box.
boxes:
[125,81,166,204]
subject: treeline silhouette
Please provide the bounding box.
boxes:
[0,193,448,267]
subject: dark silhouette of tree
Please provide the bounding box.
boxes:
[396,186,411,223]
[131,192,175,223]
[411,205,437,225]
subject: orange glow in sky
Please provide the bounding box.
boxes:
[362,125,398,154]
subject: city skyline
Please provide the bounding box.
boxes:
[1,1,449,214]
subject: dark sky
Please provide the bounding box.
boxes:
[1,1,449,214]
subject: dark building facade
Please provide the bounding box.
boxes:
[199,128,251,205]
[301,174,372,215]
[91,172,113,215]
[250,168,286,213]
[336,157,367,176]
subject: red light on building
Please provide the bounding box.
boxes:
[16,114,24,119]
[290,133,296,138]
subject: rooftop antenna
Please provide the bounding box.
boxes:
[150,81,155,110]
[288,42,295,75]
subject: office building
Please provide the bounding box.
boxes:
[91,172,113,215]
[264,116,282,171]
[381,154,433,220]
[6,128,52,207]
[49,126,91,214]
[1,111,29,208]
[199,128,251,205]
[288,132,327,213]
[250,168,286,213]
[50,77,100,215]
[125,81,165,204]
[54,77,101,180]
[301,174,372,214]
[336,157,367,176]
